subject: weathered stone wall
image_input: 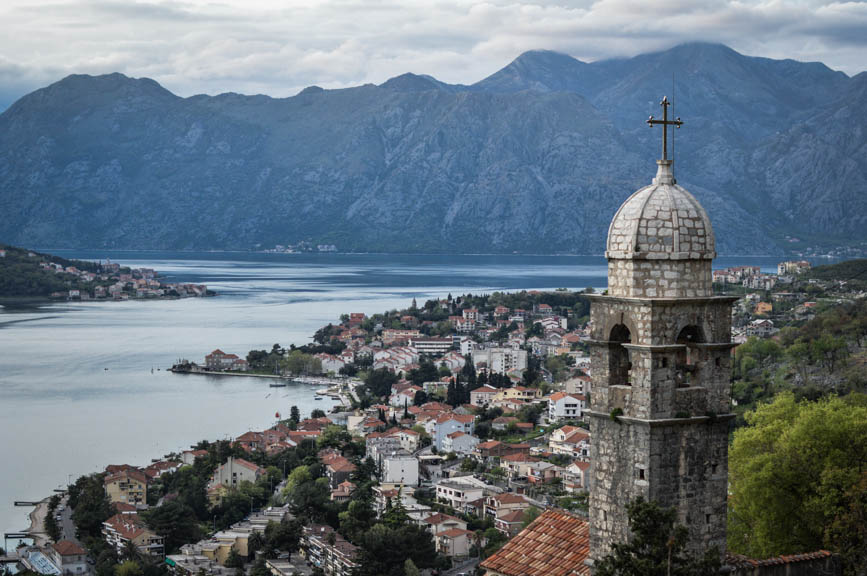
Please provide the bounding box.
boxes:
[589,414,729,564]
[608,258,713,298]
[589,296,737,418]
[588,291,734,568]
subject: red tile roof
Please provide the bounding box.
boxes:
[113,502,137,513]
[52,540,86,556]
[478,440,502,450]
[104,468,148,485]
[480,509,590,576]
[725,550,835,569]
[233,458,265,474]
[493,493,527,505]
[437,413,475,424]
[439,528,474,539]
[103,513,153,541]
[424,513,463,526]
[497,509,527,523]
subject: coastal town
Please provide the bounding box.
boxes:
[0,245,211,301]
[4,255,864,576]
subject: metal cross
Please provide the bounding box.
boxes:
[647,96,682,161]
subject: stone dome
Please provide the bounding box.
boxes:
[606,161,715,260]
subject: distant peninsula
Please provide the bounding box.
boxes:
[0,244,213,300]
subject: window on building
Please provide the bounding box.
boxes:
[675,325,705,387]
[609,323,632,386]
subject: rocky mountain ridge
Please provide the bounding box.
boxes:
[0,43,864,254]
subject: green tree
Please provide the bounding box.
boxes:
[317,425,351,450]
[264,518,303,555]
[825,471,867,576]
[354,522,438,576]
[142,500,202,553]
[595,498,721,576]
[522,506,541,528]
[69,474,114,540]
[364,368,398,398]
[282,466,330,520]
[225,549,245,569]
[339,499,376,542]
[114,561,143,576]
[289,405,300,423]
[728,391,867,574]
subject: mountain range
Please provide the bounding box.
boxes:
[0,42,865,254]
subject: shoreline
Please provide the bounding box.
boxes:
[23,496,51,548]
[169,368,293,380]
[170,369,353,405]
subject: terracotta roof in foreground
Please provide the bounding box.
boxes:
[480,509,590,576]
[725,550,835,569]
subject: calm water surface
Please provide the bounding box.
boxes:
[0,252,781,537]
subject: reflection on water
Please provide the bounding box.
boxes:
[0,251,783,535]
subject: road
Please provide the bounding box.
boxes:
[441,558,480,575]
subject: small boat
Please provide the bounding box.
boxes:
[314,396,324,400]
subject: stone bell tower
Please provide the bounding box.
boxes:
[587,97,737,567]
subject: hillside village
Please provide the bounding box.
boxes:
[0,244,211,300]
[9,258,866,576]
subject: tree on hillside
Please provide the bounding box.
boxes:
[728,392,867,575]
[595,497,721,576]
[141,500,202,553]
[365,368,398,398]
[68,474,114,540]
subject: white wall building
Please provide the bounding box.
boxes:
[472,346,528,375]
[547,392,586,422]
[381,453,419,486]
[469,385,498,407]
[434,414,476,450]
[409,337,453,357]
[441,432,479,455]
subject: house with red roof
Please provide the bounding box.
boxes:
[547,392,586,422]
[434,413,476,450]
[562,461,591,493]
[469,385,499,407]
[494,509,531,538]
[209,456,265,491]
[181,449,209,466]
[441,431,479,454]
[324,455,357,488]
[436,528,476,558]
[47,540,87,574]
[204,349,248,371]
[423,512,467,535]
[104,468,148,506]
[484,492,530,519]
[102,513,165,557]
[549,425,591,459]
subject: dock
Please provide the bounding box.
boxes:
[13,501,40,506]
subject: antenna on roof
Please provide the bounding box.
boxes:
[672,72,675,161]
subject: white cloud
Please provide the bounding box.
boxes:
[0,0,865,108]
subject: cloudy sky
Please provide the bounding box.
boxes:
[1,0,865,109]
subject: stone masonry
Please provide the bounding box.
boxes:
[588,158,736,568]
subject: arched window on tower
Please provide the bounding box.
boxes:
[609,324,632,386]
[675,325,705,387]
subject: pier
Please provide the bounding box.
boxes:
[13,501,40,506]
